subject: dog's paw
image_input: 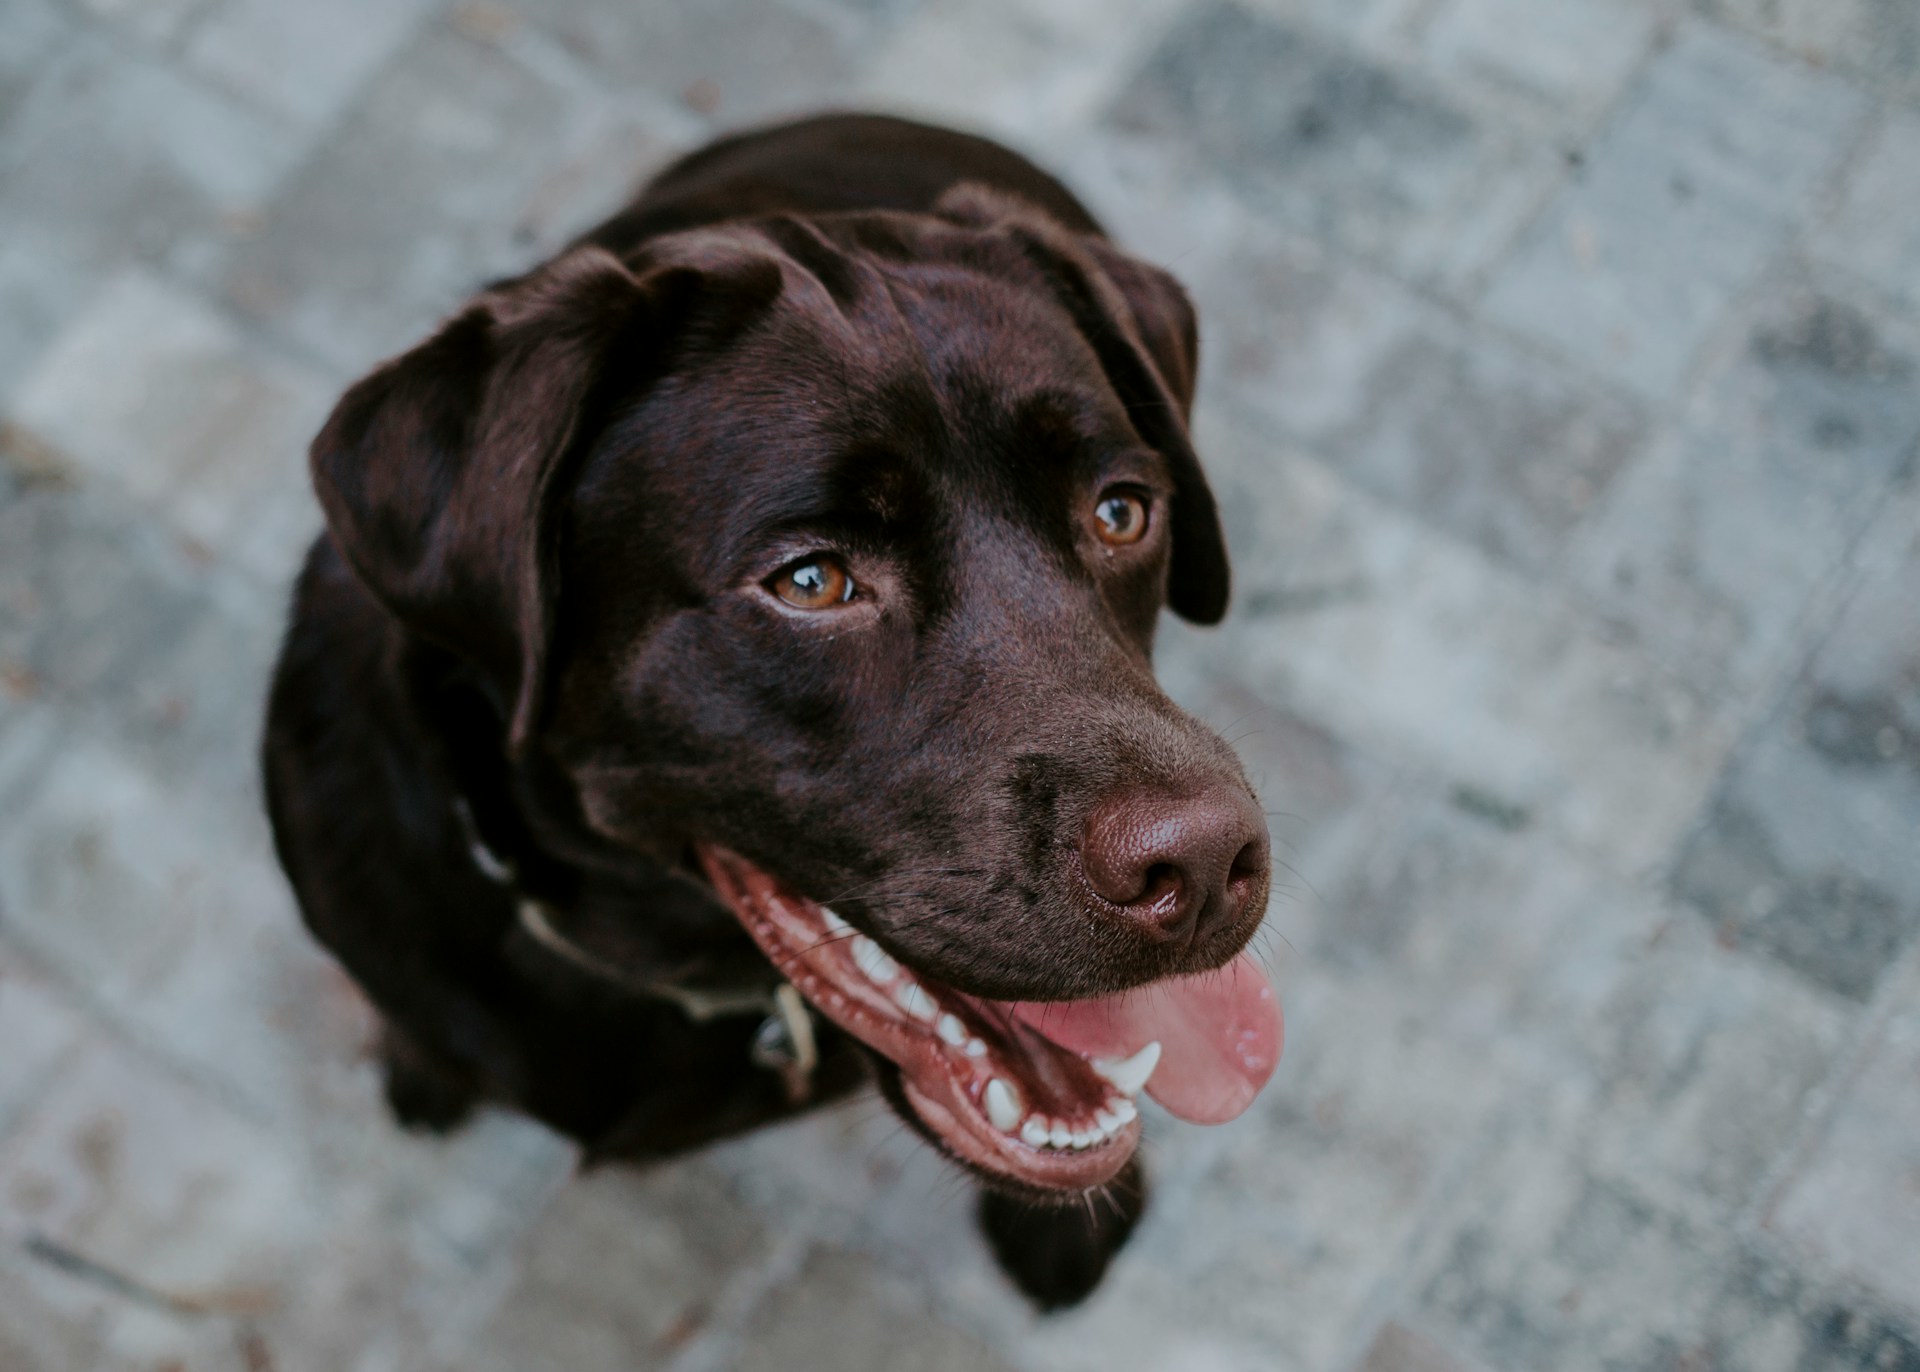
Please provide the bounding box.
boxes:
[379,1027,479,1134]
[977,1158,1147,1310]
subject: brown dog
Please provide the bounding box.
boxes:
[262,113,1280,1309]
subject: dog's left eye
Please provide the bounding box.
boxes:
[1093,490,1150,547]
[769,556,856,610]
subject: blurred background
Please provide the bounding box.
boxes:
[1,0,1917,1368]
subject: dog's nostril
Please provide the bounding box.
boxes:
[1228,839,1265,890]
[1139,861,1182,908]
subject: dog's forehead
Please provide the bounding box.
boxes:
[589,236,1157,552]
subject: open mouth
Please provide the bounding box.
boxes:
[698,844,1282,1193]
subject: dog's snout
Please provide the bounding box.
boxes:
[1079,784,1269,945]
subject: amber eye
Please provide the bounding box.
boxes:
[1093,490,1150,546]
[770,556,855,609]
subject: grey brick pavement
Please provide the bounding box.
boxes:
[1,0,1916,1368]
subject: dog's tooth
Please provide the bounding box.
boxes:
[850,936,898,984]
[1020,1117,1049,1148]
[936,1013,968,1046]
[894,981,938,1022]
[964,1038,988,1058]
[821,907,852,936]
[1090,1040,1162,1097]
[1111,1097,1138,1125]
[1047,1120,1073,1150]
[984,1078,1023,1132]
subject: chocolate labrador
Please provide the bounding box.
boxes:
[262,112,1281,1309]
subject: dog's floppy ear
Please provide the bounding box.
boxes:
[935,184,1229,624]
[310,244,775,748]
[1076,238,1226,624]
[1077,240,1199,416]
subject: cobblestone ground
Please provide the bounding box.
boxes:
[1,0,1917,1368]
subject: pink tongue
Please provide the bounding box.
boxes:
[1006,951,1282,1124]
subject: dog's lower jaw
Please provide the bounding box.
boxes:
[872,1062,1150,1309]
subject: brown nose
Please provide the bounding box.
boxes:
[1079,784,1270,945]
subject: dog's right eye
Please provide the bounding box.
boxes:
[769,556,856,610]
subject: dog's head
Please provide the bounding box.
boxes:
[311,186,1280,1193]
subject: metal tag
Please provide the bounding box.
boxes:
[749,982,819,1105]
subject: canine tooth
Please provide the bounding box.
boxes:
[850,936,898,984]
[964,1038,988,1058]
[1091,1040,1161,1097]
[985,1078,1023,1132]
[821,907,852,935]
[1021,1117,1050,1148]
[1047,1120,1073,1149]
[895,982,938,1022]
[1112,1097,1137,1124]
[937,1014,968,1046]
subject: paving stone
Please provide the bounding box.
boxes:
[1105,0,1553,292]
[0,700,66,828]
[1581,917,1852,1225]
[729,1245,1021,1372]
[69,0,214,47]
[101,586,285,797]
[184,0,443,129]
[1315,796,1669,1073]
[1189,228,1429,456]
[0,1037,323,1302]
[0,236,99,406]
[1401,1074,1920,1372]
[6,1051,567,1372]
[0,474,283,799]
[209,15,677,371]
[0,36,306,265]
[0,1243,248,1372]
[0,487,210,759]
[1176,985,1520,1369]
[0,952,90,1143]
[1768,957,1920,1322]
[0,727,293,1025]
[1483,21,1865,399]
[8,269,330,591]
[255,1110,580,1372]
[1569,271,1920,699]
[1671,484,1920,1000]
[503,0,867,128]
[1812,109,1920,318]
[0,724,394,1143]
[0,38,303,398]
[1234,0,1432,57]
[452,1162,761,1372]
[1352,1321,1495,1372]
[1193,225,1649,576]
[1413,0,1661,129]
[1699,0,1920,105]
[0,0,73,124]
[857,0,1187,153]
[1194,423,1736,875]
